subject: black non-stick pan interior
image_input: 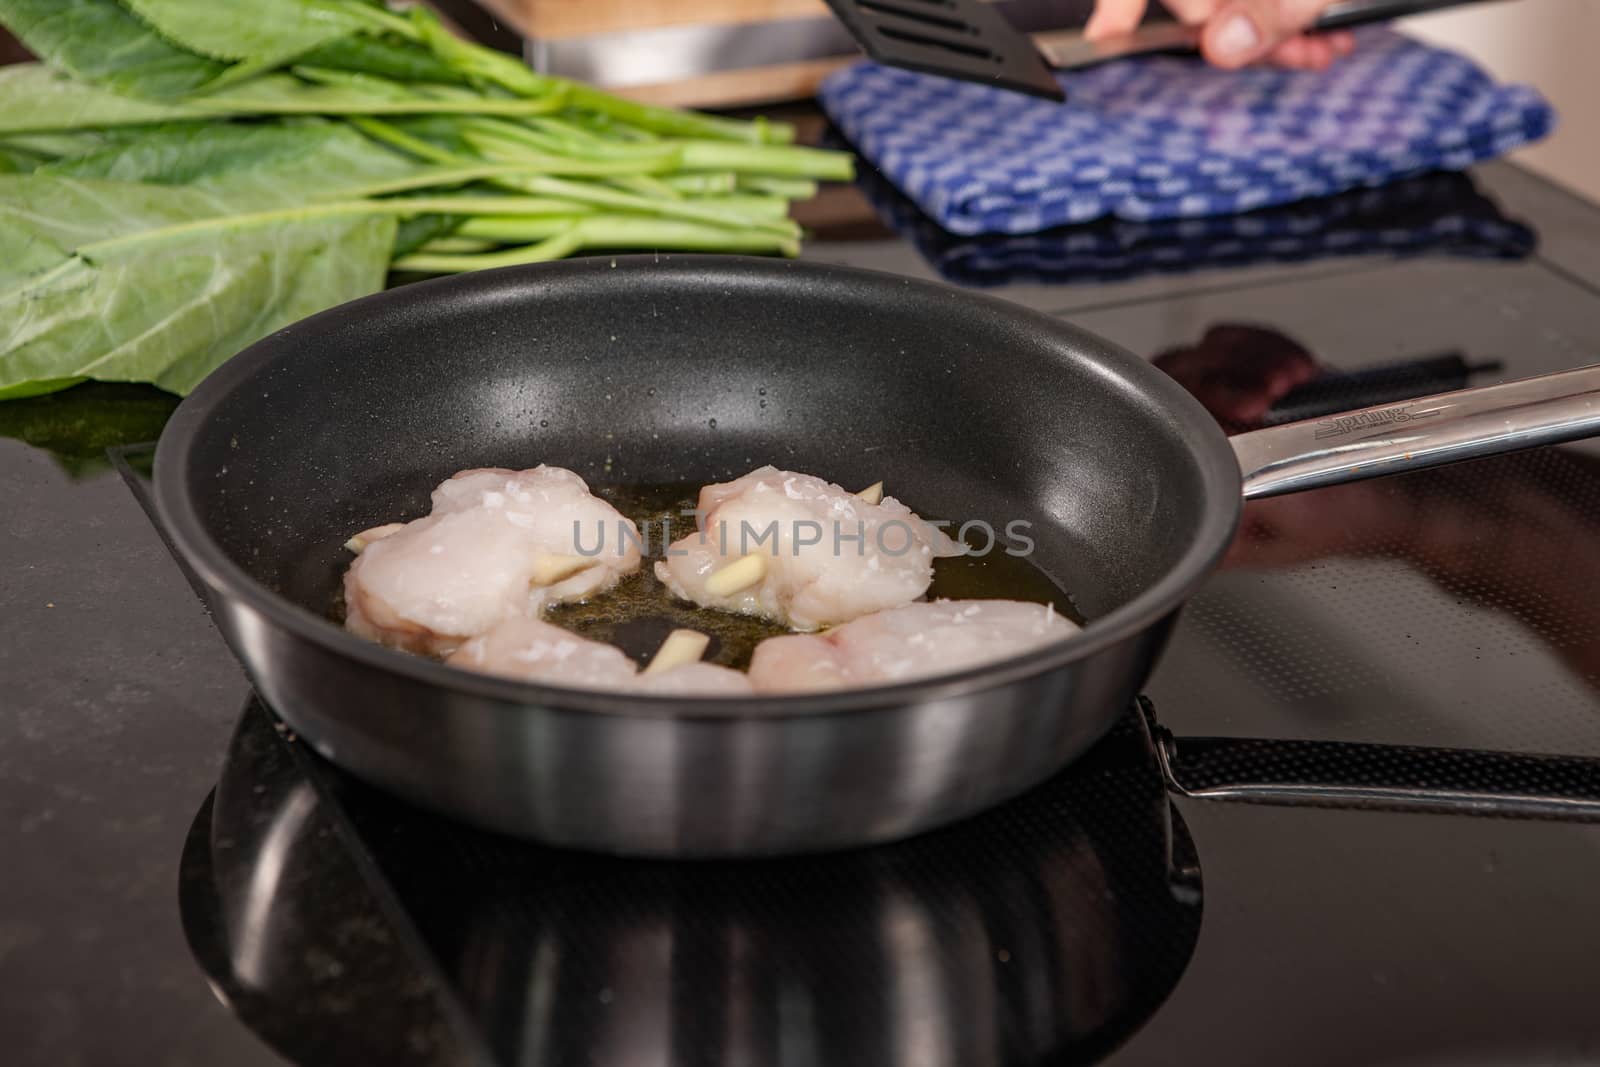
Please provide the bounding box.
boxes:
[171,256,1233,664]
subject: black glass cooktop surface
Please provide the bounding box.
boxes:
[7,138,1600,1065]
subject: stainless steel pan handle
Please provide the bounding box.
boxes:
[1231,364,1600,499]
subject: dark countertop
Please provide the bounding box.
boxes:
[2,445,273,1065]
[5,156,1600,1065]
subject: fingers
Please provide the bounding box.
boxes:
[1083,0,1151,40]
[1266,30,1354,70]
[1088,0,1224,37]
[1325,30,1357,57]
[1088,0,1358,68]
[1266,35,1330,70]
[1200,0,1340,68]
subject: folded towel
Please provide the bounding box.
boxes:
[818,29,1554,235]
[851,165,1536,287]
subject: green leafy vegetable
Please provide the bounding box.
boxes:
[0,0,853,401]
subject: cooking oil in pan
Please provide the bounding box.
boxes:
[546,482,788,669]
[541,482,1084,669]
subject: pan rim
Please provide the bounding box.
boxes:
[154,255,1242,721]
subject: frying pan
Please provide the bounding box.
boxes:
[153,256,1600,857]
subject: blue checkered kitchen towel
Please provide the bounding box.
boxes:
[818,28,1554,235]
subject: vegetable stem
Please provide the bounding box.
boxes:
[604,174,683,200]
[662,172,738,195]
[540,177,794,235]
[372,196,598,216]
[397,217,800,271]
[457,215,800,253]
[460,129,683,175]
[394,228,585,271]
[334,0,425,41]
[679,141,854,180]
[739,175,820,199]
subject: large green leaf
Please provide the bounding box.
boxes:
[0,132,422,395]
[186,72,568,117]
[0,177,395,395]
[0,0,230,98]
[0,127,165,160]
[37,119,420,201]
[0,175,239,272]
[0,377,89,400]
[0,65,206,134]
[120,0,368,65]
[0,62,562,136]
[37,121,324,182]
[0,121,421,303]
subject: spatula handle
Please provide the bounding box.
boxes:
[1311,0,1501,33]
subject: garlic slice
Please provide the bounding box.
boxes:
[644,629,712,674]
[344,522,406,554]
[530,553,595,586]
[704,552,769,596]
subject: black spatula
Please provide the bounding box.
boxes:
[818,0,1067,102]
[821,0,1501,102]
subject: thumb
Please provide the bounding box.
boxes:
[1201,0,1328,68]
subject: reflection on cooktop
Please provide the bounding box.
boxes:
[181,699,1203,1067]
[179,706,474,1066]
[1117,316,1600,755]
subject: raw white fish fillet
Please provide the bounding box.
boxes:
[344,466,640,656]
[747,599,1077,693]
[654,466,962,631]
[448,617,753,695]
[448,615,637,687]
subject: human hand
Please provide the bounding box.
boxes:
[1084,0,1357,70]
[1152,324,1320,430]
